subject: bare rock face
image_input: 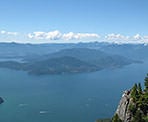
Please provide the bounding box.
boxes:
[0,97,4,104]
[115,90,132,122]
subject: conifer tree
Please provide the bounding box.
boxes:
[131,83,139,101]
[138,83,142,95]
[132,110,145,122]
[112,114,122,122]
[144,74,148,92]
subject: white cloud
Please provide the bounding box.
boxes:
[28,32,47,39]
[133,34,142,40]
[62,32,100,40]
[0,30,18,36]
[27,31,148,44]
[28,30,100,41]
[104,33,148,44]
[46,30,62,40]
[105,33,129,41]
[28,30,62,40]
[1,30,6,34]
[1,29,148,44]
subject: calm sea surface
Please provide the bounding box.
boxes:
[0,60,148,122]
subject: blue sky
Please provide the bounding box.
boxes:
[0,0,148,43]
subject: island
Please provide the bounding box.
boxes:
[0,48,139,75]
[0,97,4,104]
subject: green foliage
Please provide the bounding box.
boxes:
[131,83,139,101]
[132,110,145,122]
[112,114,122,122]
[111,74,148,122]
[143,116,148,122]
[129,103,137,115]
[138,83,142,95]
[144,74,148,92]
[129,74,148,122]
[96,119,111,122]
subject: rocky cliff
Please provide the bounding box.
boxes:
[115,90,132,122]
[114,75,148,122]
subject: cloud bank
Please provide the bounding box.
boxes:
[1,30,148,44]
[105,33,148,44]
[27,30,100,41]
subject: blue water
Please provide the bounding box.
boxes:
[0,60,148,122]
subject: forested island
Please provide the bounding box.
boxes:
[0,48,139,75]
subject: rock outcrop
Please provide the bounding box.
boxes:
[115,87,148,122]
[115,90,131,122]
[0,97,4,104]
[113,75,148,122]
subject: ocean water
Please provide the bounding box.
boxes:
[0,60,148,122]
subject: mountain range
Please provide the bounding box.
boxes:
[0,42,148,60]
